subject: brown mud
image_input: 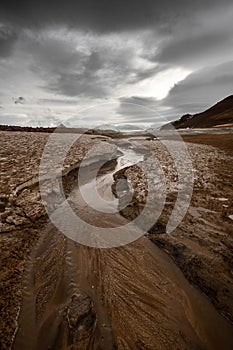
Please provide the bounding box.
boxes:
[14,219,233,350]
[14,150,233,350]
[114,133,233,325]
[1,131,233,349]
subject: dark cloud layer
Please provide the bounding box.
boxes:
[118,60,233,123]
[0,0,231,32]
[24,33,142,98]
[0,25,18,57]
[156,32,229,66]
[165,61,233,114]
[0,0,233,127]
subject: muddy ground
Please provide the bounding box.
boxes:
[0,131,115,349]
[115,133,233,323]
[1,131,233,349]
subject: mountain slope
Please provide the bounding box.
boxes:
[162,95,233,129]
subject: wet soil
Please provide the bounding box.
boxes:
[115,133,233,325]
[1,132,233,349]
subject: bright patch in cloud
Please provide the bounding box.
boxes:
[118,67,191,100]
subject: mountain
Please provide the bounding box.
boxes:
[161,95,233,129]
[56,122,67,129]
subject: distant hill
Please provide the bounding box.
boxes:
[56,123,67,129]
[161,95,233,129]
[0,124,155,139]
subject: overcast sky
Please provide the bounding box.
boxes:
[0,0,233,129]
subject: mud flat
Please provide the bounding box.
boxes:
[0,131,117,349]
[1,130,233,349]
[114,133,233,324]
[13,148,233,349]
[14,226,233,350]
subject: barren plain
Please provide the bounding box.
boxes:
[0,130,233,350]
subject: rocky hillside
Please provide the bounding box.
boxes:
[162,95,233,129]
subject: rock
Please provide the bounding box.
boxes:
[0,194,8,201]
[0,201,6,212]
[148,222,166,235]
[0,209,13,220]
[0,194,8,212]
[54,294,98,349]
[16,190,46,221]
[0,222,16,233]
[6,214,29,226]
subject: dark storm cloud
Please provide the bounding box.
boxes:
[25,36,107,97]
[164,60,233,115]
[0,0,231,32]
[142,2,233,70]
[48,71,108,98]
[22,32,146,98]
[156,32,230,66]
[0,0,233,128]
[128,64,167,84]
[0,25,18,57]
[119,60,233,125]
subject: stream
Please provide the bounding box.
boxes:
[77,139,147,213]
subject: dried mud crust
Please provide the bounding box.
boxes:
[0,132,100,232]
[113,135,233,323]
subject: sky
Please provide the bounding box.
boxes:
[0,0,233,129]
